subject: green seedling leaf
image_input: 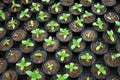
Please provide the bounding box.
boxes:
[75,17,83,27]
[47,21,59,31]
[107,30,115,42]
[65,63,78,72]
[73,3,82,12]
[59,13,70,21]
[32,2,39,11]
[71,38,82,50]
[57,50,69,61]
[80,53,92,62]
[95,64,106,75]
[3,39,10,45]
[47,63,53,70]
[96,42,103,51]
[0,10,6,20]
[12,1,21,8]
[44,36,55,46]
[22,39,34,47]
[52,2,60,12]
[42,0,50,3]
[8,18,16,29]
[20,8,29,18]
[83,11,93,17]
[112,53,120,60]
[93,17,103,29]
[94,3,105,13]
[57,74,69,80]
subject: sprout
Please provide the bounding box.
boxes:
[0,10,6,20]
[93,17,103,29]
[31,28,45,38]
[42,0,50,3]
[95,64,106,75]
[57,74,69,80]
[111,53,120,60]
[8,18,16,29]
[32,2,39,11]
[83,11,93,17]
[3,39,10,45]
[22,39,34,47]
[59,13,70,21]
[47,63,53,70]
[0,27,3,32]
[115,21,120,33]
[47,21,59,31]
[87,0,92,3]
[38,11,47,21]
[87,77,90,80]
[12,1,21,8]
[34,53,42,57]
[71,38,82,50]
[60,28,69,39]
[44,36,55,46]
[94,3,105,13]
[16,57,31,71]
[96,42,103,51]
[86,32,91,38]
[65,63,78,72]
[25,0,29,3]
[26,70,42,80]
[57,50,69,61]
[52,2,61,12]
[29,20,34,27]
[80,53,92,62]
[107,30,115,42]
[75,17,84,27]
[20,8,29,18]
[72,3,82,12]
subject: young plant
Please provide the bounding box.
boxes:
[87,77,90,80]
[95,64,106,75]
[57,74,69,80]
[93,17,103,29]
[42,0,50,3]
[86,32,91,38]
[57,50,69,61]
[0,27,4,32]
[8,18,16,29]
[44,36,55,46]
[32,2,39,11]
[26,69,42,80]
[80,53,92,62]
[72,3,82,12]
[75,17,84,27]
[60,28,69,39]
[86,0,92,3]
[52,2,60,12]
[47,21,59,31]
[83,11,93,17]
[65,63,78,72]
[96,42,103,51]
[19,8,29,18]
[22,39,34,47]
[25,0,29,3]
[94,3,105,13]
[38,11,47,21]
[11,0,21,8]
[71,38,82,50]
[47,63,53,70]
[111,53,120,60]
[16,57,31,70]
[34,53,42,57]
[107,30,115,42]
[3,39,10,45]
[29,20,34,27]
[0,10,6,20]
[59,13,70,21]
[115,21,120,33]
[31,28,45,38]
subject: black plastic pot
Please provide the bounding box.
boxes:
[106,74,120,80]
[78,73,96,80]
[0,58,7,74]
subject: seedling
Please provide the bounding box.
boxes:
[59,13,70,21]
[115,21,120,33]
[0,10,6,20]
[26,69,42,80]
[0,27,3,32]
[47,63,53,70]
[57,50,69,61]
[16,57,31,70]
[19,8,29,18]
[8,18,16,29]
[11,0,21,8]
[34,53,42,57]
[75,17,84,27]
[25,0,29,3]
[71,38,82,50]
[65,63,78,72]
[57,74,69,80]
[83,11,93,17]
[52,2,60,12]
[44,36,55,46]
[86,0,92,3]
[86,32,91,38]
[31,28,45,38]
[42,0,50,3]
[96,42,103,51]
[22,39,34,47]
[111,53,120,60]
[80,53,92,62]
[29,20,34,27]
[72,3,82,12]
[38,11,47,21]
[32,2,39,11]
[60,28,69,39]
[107,30,115,42]
[3,39,10,45]
[94,3,105,13]
[87,77,90,80]
[95,64,106,75]
[93,17,103,29]
[47,21,59,31]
